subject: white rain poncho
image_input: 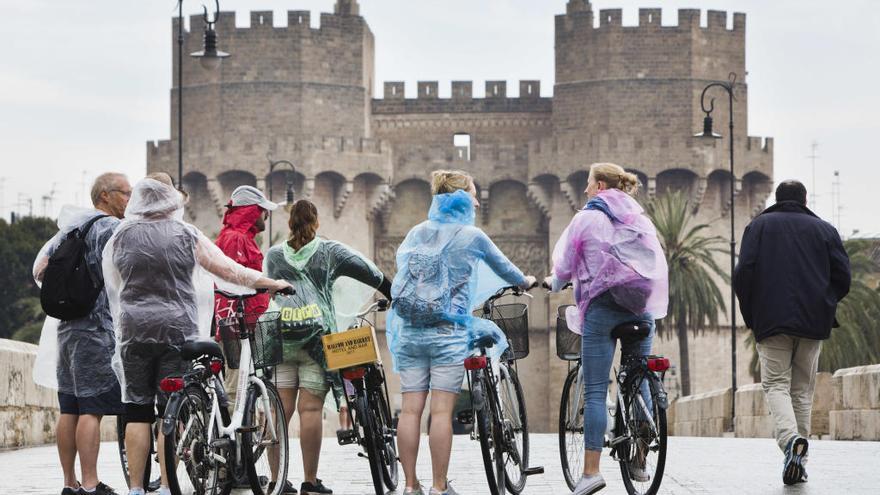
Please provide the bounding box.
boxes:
[103,179,265,403]
[386,189,528,371]
[32,206,120,396]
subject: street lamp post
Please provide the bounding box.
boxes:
[267,154,297,245]
[695,72,738,429]
[177,0,230,189]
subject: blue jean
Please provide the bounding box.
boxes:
[581,293,654,451]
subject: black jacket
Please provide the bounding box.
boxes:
[734,201,851,342]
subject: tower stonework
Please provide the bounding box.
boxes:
[147,1,773,431]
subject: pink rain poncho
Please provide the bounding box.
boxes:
[552,188,668,333]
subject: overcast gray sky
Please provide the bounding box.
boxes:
[1,0,878,235]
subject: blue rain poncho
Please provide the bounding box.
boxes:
[387,189,528,371]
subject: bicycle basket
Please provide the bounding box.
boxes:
[250,311,283,370]
[555,304,581,361]
[483,303,530,360]
[217,317,243,369]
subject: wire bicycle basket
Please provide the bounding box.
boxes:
[217,311,283,370]
[480,303,530,360]
[555,305,581,361]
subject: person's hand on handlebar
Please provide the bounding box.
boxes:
[520,275,538,291]
[258,278,294,295]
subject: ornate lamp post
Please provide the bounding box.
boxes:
[694,72,738,428]
[267,154,297,244]
[177,0,230,188]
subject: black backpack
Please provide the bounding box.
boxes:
[40,215,109,321]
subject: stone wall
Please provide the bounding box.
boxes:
[673,367,877,440]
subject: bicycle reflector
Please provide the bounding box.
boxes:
[647,357,670,372]
[159,377,185,393]
[464,356,488,370]
[342,367,367,380]
[210,359,223,375]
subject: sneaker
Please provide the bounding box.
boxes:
[783,437,809,485]
[268,479,299,494]
[61,485,81,495]
[628,460,651,482]
[81,482,120,495]
[573,474,606,495]
[300,479,332,494]
[428,481,459,495]
[404,484,425,495]
[126,490,145,495]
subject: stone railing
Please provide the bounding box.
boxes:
[672,367,878,440]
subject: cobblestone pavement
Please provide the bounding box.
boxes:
[1,435,878,494]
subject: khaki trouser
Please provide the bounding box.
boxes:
[756,334,822,452]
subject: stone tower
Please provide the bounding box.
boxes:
[147,1,774,431]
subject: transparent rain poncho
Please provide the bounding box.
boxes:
[387,189,528,371]
[264,238,385,365]
[552,188,669,334]
[32,206,120,396]
[103,179,265,403]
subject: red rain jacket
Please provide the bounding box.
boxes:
[214,205,269,327]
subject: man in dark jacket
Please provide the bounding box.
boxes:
[734,180,850,486]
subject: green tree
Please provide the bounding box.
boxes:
[0,216,57,340]
[646,192,729,396]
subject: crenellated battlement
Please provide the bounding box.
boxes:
[557,5,745,32]
[373,80,549,114]
[173,8,366,38]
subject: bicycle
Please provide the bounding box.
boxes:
[329,299,399,495]
[117,415,161,492]
[555,302,670,495]
[160,288,291,495]
[462,286,543,495]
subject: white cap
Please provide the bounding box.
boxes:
[230,185,278,211]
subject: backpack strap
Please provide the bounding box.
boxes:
[76,214,110,239]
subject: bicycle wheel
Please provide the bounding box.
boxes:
[370,382,399,491]
[498,364,528,494]
[118,416,161,492]
[163,385,220,495]
[356,393,386,495]
[241,380,289,495]
[617,376,667,495]
[474,369,505,495]
[558,364,584,491]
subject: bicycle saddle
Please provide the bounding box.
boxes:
[472,335,497,349]
[610,321,652,343]
[181,340,224,361]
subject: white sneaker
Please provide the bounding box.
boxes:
[628,461,651,482]
[428,481,459,495]
[404,484,425,495]
[573,474,606,495]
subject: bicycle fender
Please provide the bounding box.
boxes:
[649,376,669,410]
[161,392,186,436]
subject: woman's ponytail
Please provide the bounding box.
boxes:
[288,199,319,251]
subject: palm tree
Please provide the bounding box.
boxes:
[645,191,729,396]
[821,239,880,371]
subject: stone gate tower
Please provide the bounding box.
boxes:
[147,0,774,431]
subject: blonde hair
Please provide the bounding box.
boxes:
[589,163,640,195]
[430,169,473,195]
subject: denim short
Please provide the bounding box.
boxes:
[400,364,466,394]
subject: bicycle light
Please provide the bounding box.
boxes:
[464,356,488,370]
[159,377,185,393]
[342,367,367,380]
[647,357,670,372]
[210,359,223,375]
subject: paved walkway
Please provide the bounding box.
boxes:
[1,435,878,494]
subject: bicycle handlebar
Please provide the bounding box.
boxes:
[214,286,295,300]
[355,299,389,319]
[488,285,534,302]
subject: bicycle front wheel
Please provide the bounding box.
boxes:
[498,364,528,494]
[617,376,667,495]
[163,386,220,495]
[558,364,584,491]
[241,380,289,495]
[355,392,386,495]
[474,369,506,495]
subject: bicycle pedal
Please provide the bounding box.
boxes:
[236,425,259,433]
[357,452,368,459]
[608,435,628,447]
[456,410,474,425]
[523,466,544,476]
[211,438,233,450]
[336,429,357,445]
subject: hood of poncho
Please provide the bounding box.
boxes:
[282,237,321,271]
[428,189,476,225]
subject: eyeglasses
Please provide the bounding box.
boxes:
[109,189,133,197]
